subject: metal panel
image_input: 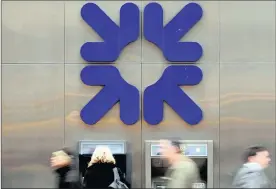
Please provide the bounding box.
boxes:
[144,140,213,188]
[64,64,142,187]
[220,1,276,63]
[2,1,64,64]
[2,64,64,188]
[65,1,142,64]
[219,63,276,187]
[145,140,153,188]
[141,64,219,187]
[141,1,219,64]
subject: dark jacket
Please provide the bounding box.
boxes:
[54,151,79,189]
[83,162,129,188]
[55,166,72,189]
[83,162,116,188]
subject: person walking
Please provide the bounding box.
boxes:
[232,146,272,188]
[159,139,200,188]
[51,148,78,189]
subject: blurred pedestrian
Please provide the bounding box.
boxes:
[51,148,79,189]
[232,146,272,188]
[159,139,200,188]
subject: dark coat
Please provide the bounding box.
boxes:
[83,162,130,189]
[54,154,79,189]
[55,166,72,189]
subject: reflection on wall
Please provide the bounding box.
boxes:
[1,1,276,188]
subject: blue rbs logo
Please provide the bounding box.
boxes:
[80,2,204,126]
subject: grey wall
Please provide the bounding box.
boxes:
[1,1,275,188]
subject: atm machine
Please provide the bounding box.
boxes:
[144,140,213,188]
[78,140,130,187]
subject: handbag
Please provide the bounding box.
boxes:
[109,168,129,189]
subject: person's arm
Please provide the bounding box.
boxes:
[169,162,198,188]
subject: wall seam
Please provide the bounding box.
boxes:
[274,0,276,185]
[1,0,2,187]
[63,0,66,146]
[218,1,221,188]
[140,0,143,187]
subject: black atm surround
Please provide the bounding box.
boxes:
[77,140,130,186]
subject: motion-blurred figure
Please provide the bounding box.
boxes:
[159,139,200,188]
[83,145,129,188]
[232,146,272,188]
[51,148,78,189]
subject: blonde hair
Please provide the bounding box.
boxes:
[88,146,116,167]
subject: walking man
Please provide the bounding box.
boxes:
[159,139,200,188]
[232,146,272,188]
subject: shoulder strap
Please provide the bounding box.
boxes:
[113,167,120,181]
[109,168,121,188]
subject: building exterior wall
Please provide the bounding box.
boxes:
[1,1,275,188]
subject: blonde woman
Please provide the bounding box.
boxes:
[83,146,129,188]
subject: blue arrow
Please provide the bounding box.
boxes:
[80,66,139,125]
[144,3,203,62]
[80,3,140,62]
[143,66,203,125]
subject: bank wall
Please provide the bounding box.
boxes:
[2,1,276,188]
